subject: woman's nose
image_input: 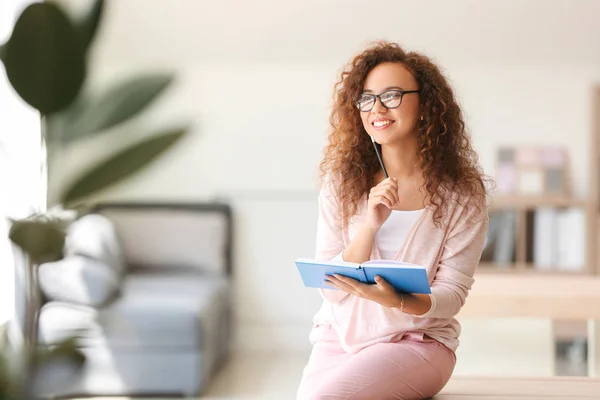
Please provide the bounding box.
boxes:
[371,97,387,113]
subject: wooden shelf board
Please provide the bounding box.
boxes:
[478,262,589,274]
[460,272,600,319]
[489,195,588,210]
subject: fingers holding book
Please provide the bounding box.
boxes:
[324,273,404,309]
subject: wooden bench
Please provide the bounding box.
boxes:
[436,376,600,399]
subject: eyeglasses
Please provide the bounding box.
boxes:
[355,89,420,112]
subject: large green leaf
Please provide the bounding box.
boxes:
[62,74,174,142]
[0,358,19,400]
[3,3,86,114]
[77,0,105,52]
[62,128,188,205]
[8,219,66,264]
[0,354,15,400]
[0,43,6,63]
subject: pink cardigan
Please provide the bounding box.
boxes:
[310,180,489,353]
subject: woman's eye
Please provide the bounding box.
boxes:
[382,92,401,101]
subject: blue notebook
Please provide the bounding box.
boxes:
[295,258,431,294]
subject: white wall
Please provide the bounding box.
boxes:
[55,64,599,199]
[54,0,600,373]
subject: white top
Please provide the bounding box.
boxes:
[376,209,425,259]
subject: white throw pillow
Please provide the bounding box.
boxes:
[38,255,120,307]
[65,214,125,275]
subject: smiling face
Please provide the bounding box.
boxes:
[359,62,421,145]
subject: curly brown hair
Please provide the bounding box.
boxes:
[319,40,488,227]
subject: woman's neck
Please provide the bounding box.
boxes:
[380,138,421,181]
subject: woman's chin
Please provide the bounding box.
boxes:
[371,131,396,145]
[371,130,415,146]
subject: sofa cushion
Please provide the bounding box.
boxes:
[38,255,120,307]
[33,346,205,397]
[37,272,230,349]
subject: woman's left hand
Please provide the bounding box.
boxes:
[325,274,402,308]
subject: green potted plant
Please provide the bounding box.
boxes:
[0,1,188,398]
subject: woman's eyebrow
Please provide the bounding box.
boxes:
[361,86,405,93]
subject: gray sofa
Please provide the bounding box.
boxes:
[11,202,233,397]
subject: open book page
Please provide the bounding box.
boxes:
[362,259,425,269]
[295,257,360,268]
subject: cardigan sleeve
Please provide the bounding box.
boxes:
[415,198,489,319]
[314,181,351,304]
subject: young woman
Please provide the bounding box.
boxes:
[296,41,489,400]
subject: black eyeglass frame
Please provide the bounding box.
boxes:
[355,89,420,112]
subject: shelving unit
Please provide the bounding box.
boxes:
[479,87,600,277]
[480,194,597,275]
[465,87,600,379]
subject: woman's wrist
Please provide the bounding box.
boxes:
[360,223,380,238]
[394,293,432,316]
[397,292,404,312]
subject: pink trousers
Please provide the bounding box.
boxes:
[296,327,456,400]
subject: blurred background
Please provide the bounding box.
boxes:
[1,0,600,398]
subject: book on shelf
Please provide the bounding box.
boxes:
[533,207,585,271]
[482,207,585,271]
[482,210,517,265]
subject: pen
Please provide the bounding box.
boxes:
[371,136,389,178]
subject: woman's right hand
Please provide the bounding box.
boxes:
[365,177,399,231]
